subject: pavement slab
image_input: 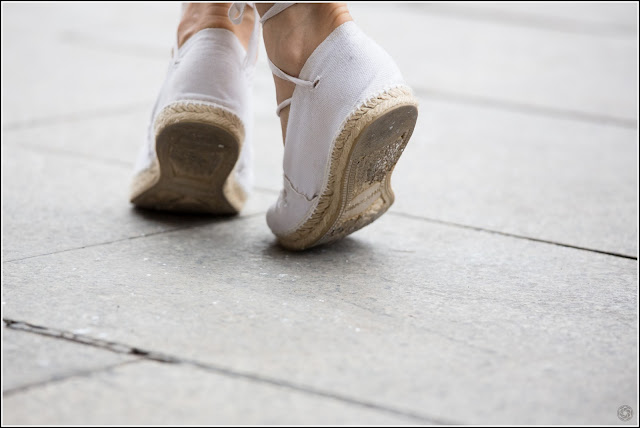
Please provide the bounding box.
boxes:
[2,326,136,393]
[2,2,637,426]
[3,358,416,425]
[1,144,274,261]
[3,213,637,424]
[391,96,638,257]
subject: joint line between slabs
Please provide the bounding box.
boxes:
[388,211,637,260]
[2,318,457,425]
[2,212,264,264]
[2,360,142,397]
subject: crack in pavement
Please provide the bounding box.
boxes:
[413,87,637,129]
[2,212,265,264]
[3,318,457,425]
[3,359,143,397]
[388,211,638,261]
[4,207,634,265]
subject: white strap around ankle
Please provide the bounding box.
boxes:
[227,2,260,69]
[257,3,321,117]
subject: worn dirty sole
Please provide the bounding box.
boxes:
[277,87,418,250]
[130,103,246,214]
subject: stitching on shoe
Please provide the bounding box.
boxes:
[278,86,418,245]
[158,100,244,126]
[318,84,413,191]
[276,85,416,239]
[284,174,317,202]
[153,100,246,144]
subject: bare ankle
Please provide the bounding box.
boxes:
[260,3,352,76]
[257,3,352,142]
[177,3,254,49]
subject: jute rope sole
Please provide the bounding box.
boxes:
[130,102,247,214]
[277,86,419,250]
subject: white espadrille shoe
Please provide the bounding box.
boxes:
[130,7,259,214]
[262,6,419,250]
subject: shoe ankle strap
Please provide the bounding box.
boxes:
[228,3,261,69]
[255,3,321,117]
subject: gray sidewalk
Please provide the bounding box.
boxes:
[2,2,638,425]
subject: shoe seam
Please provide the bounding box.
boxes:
[277,85,415,238]
[284,174,317,202]
[317,83,412,199]
[155,99,244,126]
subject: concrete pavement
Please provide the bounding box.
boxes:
[2,2,638,425]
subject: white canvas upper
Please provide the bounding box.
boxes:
[133,27,255,195]
[265,21,408,236]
